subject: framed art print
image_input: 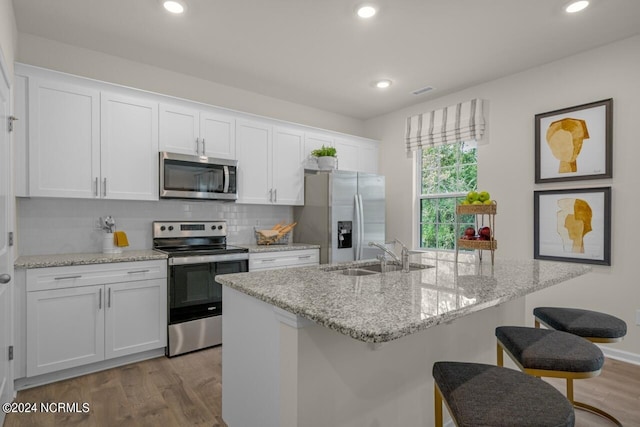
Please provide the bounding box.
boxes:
[535,99,612,183]
[534,187,611,265]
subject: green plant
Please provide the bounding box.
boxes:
[311,145,337,157]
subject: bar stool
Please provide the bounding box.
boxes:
[533,306,626,425]
[433,361,575,427]
[496,326,622,426]
[533,307,627,343]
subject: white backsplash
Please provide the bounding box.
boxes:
[16,198,293,256]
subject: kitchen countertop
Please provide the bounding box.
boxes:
[217,256,592,343]
[235,243,320,253]
[14,250,167,269]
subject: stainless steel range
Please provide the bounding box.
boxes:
[153,220,248,357]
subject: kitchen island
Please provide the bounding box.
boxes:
[217,255,591,427]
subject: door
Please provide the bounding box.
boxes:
[200,111,236,159]
[0,51,14,417]
[273,127,304,205]
[26,285,105,376]
[236,120,272,204]
[105,279,167,359]
[358,173,386,260]
[28,77,100,198]
[101,92,159,200]
[330,172,358,263]
[159,103,199,155]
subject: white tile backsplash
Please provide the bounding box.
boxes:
[16,198,293,255]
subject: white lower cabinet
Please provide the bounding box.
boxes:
[249,249,319,272]
[26,261,167,377]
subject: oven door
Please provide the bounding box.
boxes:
[169,255,248,324]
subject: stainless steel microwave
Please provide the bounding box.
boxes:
[160,152,238,201]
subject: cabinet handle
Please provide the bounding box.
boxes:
[298,255,311,259]
[103,178,107,197]
[108,287,111,308]
[94,178,99,197]
[98,288,102,310]
[127,269,150,274]
[54,275,82,280]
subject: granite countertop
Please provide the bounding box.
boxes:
[14,250,167,269]
[217,255,592,344]
[235,243,321,253]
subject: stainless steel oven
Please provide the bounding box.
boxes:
[160,151,238,201]
[153,221,248,357]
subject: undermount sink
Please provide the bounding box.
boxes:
[334,264,428,276]
[339,268,379,276]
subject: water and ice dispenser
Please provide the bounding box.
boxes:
[337,221,352,249]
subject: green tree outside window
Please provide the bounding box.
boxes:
[419,141,477,250]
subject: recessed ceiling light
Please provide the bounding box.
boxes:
[356,4,377,19]
[565,1,589,13]
[163,0,185,14]
[375,79,392,89]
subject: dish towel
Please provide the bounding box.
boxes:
[114,231,129,247]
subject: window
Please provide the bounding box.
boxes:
[418,141,477,250]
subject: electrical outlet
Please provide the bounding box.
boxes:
[636,309,640,326]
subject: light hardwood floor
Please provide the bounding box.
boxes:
[4,349,640,426]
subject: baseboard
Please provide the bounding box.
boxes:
[14,348,165,390]
[600,346,640,366]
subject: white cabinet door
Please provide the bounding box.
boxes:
[273,127,304,205]
[200,111,236,160]
[334,139,360,172]
[101,92,159,200]
[27,285,105,376]
[159,103,200,155]
[28,78,100,198]
[236,120,272,204]
[105,279,167,359]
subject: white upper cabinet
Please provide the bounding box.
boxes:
[236,122,304,205]
[101,92,159,200]
[27,77,100,198]
[273,127,304,205]
[19,69,159,201]
[236,120,272,204]
[335,138,379,173]
[159,103,236,159]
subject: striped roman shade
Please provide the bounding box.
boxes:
[405,98,485,152]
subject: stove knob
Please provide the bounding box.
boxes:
[218,225,223,230]
[160,226,166,231]
[168,226,174,231]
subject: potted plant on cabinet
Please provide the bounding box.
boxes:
[311,145,338,170]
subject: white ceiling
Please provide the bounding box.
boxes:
[12,0,640,120]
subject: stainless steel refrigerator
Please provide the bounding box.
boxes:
[293,171,385,264]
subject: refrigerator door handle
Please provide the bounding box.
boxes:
[358,194,365,260]
[354,194,361,261]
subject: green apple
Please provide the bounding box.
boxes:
[466,191,479,203]
[478,191,490,202]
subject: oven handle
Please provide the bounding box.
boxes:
[169,252,249,266]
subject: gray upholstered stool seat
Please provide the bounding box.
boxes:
[496,326,621,426]
[534,307,627,342]
[432,361,575,427]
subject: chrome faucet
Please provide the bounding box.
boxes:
[368,239,411,273]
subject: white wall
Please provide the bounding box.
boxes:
[365,35,640,357]
[16,33,366,137]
